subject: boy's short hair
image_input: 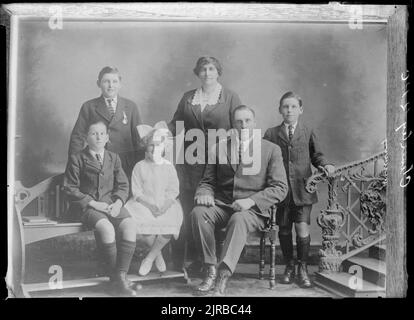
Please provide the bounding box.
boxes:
[97,66,121,83]
[193,56,223,77]
[279,91,303,108]
[87,120,109,133]
[232,104,256,122]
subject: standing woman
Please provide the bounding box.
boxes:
[168,57,242,272]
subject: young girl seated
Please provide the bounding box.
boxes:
[125,126,183,276]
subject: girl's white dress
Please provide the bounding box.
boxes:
[125,158,183,239]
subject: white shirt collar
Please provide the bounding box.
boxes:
[105,96,118,107]
[236,133,254,152]
[284,121,298,134]
[89,149,105,161]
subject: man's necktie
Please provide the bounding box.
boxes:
[107,99,115,117]
[238,141,243,166]
[288,125,294,141]
[96,153,103,167]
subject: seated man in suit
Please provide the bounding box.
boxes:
[191,105,288,296]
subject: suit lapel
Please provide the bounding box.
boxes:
[291,121,304,143]
[95,96,112,122]
[102,150,112,172]
[277,123,289,144]
[226,138,237,173]
[188,101,204,130]
[110,96,127,126]
[82,147,102,171]
[188,92,205,131]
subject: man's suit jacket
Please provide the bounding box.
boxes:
[263,121,329,206]
[195,137,288,219]
[68,95,142,156]
[168,87,242,192]
[63,147,129,214]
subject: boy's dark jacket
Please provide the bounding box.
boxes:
[63,147,129,215]
[263,121,329,206]
[68,95,142,155]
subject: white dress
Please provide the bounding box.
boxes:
[125,158,183,239]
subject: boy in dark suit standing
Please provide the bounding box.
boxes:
[64,121,138,296]
[264,92,335,288]
[68,66,143,178]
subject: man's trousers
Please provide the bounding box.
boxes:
[191,205,266,273]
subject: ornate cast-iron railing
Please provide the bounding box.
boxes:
[306,149,387,272]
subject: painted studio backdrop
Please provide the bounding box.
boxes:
[14,20,387,242]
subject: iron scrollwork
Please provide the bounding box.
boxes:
[317,177,346,272]
[359,170,387,235]
[306,150,387,271]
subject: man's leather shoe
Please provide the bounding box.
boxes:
[280,260,296,284]
[297,262,312,288]
[213,269,231,296]
[194,265,216,295]
[186,260,204,277]
[109,271,138,296]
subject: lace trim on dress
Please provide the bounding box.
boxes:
[191,83,222,111]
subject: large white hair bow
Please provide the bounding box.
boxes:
[136,121,174,162]
[136,120,170,140]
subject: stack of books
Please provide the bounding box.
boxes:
[22,216,58,226]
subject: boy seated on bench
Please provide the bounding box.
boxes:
[63,120,138,296]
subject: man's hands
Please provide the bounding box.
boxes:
[195,195,215,207]
[231,198,255,211]
[194,195,255,212]
[318,164,336,177]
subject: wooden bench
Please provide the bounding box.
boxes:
[10,173,186,297]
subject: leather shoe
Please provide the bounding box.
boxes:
[297,262,312,288]
[109,271,138,296]
[194,265,216,295]
[185,260,204,277]
[213,269,231,296]
[280,260,296,284]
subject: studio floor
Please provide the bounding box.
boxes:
[28,263,334,298]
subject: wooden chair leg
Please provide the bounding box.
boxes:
[182,239,191,284]
[269,204,277,289]
[269,236,276,289]
[259,235,266,280]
